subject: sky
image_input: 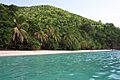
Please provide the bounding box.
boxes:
[0,0,120,27]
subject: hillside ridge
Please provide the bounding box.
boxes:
[0,3,120,50]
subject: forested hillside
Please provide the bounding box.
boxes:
[0,3,120,50]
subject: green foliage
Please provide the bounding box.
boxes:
[1,3,120,50]
[29,38,41,50]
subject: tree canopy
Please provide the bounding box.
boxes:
[0,3,120,50]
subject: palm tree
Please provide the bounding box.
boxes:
[34,31,48,43]
[12,18,29,42]
[33,26,61,49]
[10,15,29,49]
[46,26,61,42]
[12,15,29,48]
[45,27,61,49]
[5,14,29,49]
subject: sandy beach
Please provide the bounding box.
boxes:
[0,50,112,57]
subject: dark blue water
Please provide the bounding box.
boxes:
[0,51,120,80]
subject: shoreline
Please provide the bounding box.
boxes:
[0,50,113,57]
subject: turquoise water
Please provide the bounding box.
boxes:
[0,51,120,80]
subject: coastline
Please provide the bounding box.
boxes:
[0,50,112,57]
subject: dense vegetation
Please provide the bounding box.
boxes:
[0,3,120,50]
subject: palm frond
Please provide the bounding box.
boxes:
[13,27,20,41]
[12,27,28,43]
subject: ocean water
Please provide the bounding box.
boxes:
[0,51,120,80]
